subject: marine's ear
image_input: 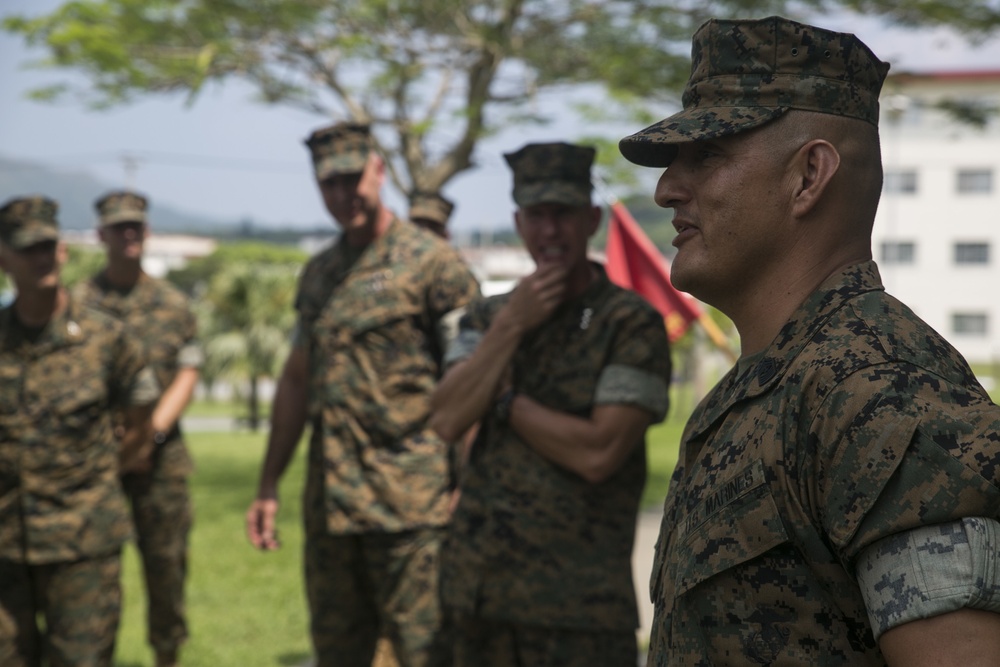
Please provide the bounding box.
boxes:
[790,139,841,219]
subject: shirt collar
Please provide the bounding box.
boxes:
[0,294,87,356]
[686,260,885,438]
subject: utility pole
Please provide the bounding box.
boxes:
[121,153,140,190]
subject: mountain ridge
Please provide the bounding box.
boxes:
[0,155,234,233]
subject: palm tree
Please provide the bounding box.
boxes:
[200,262,299,431]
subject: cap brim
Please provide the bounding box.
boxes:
[8,225,59,250]
[314,154,370,181]
[413,218,447,230]
[514,182,593,208]
[101,213,147,226]
[410,213,448,226]
[619,106,788,167]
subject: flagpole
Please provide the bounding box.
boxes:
[594,173,736,363]
[696,313,736,363]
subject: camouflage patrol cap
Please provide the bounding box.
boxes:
[305,121,373,180]
[94,190,149,226]
[504,142,595,208]
[0,195,60,249]
[619,16,891,167]
[409,192,454,228]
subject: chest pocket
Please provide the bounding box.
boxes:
[49,378,108,436]
[314,268,426,346]
[675,459,791,597]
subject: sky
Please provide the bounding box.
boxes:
[3,1,1000,233]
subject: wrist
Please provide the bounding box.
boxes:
[493,305,528,339]
[153,429,169,446]
[257,477,279,499]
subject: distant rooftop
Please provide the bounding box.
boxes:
[889,69,1000,83]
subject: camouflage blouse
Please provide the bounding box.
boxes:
[296,218,480,534]
[648,261,1000,666]
[0,296,158,563]
[441,266,672,631]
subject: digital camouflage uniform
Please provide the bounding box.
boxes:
[441,265,671,665]
[0,195,159,667]
[647,262,1000,666]
[295,210,479,666]
[74,266,202,657]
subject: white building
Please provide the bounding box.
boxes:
[459,245,535,296]
[874,70,1000,365]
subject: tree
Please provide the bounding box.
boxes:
[167,240,308,295]
[61,244,107,288]
[167,240,306,425]
[7,0,1000,201]
[199,261,299,430]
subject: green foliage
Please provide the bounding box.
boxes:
[166,241,306,427]
[8,0,1000,205]
[642,402,687,509]
[167,240,307,295]
[61,243,107,288]
[198,260,299,430]
[842,0,1000,32]
[933,98,1000,129]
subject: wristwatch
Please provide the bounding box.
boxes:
[153,430,169,446]
[494,389,516,424]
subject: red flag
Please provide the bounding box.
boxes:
[605,201,702,342]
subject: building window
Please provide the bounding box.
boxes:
[881,241,916,264]
[952,313,988,336]
[954,242,990,265]
[956,169,993,194]
[884,170,918,194]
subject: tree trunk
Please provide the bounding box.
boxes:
[248,376,260,432]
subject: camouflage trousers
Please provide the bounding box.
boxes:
[0,552,122,667]
[304,528,451,667]
[121,472,192,655]
[451,615,638,667]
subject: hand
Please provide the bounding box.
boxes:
[246,497,281,550]
[502,263,568,332]
[120,442,154,475]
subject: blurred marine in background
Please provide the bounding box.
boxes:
[246,121,480,667]
[408,192,454,240]
[74,190,203,667]
[430,142,672,667]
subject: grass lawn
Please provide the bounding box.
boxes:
[642,415,685,510]
[113,411,687,665]
[114,431,311,667]
[184,398,271,420]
